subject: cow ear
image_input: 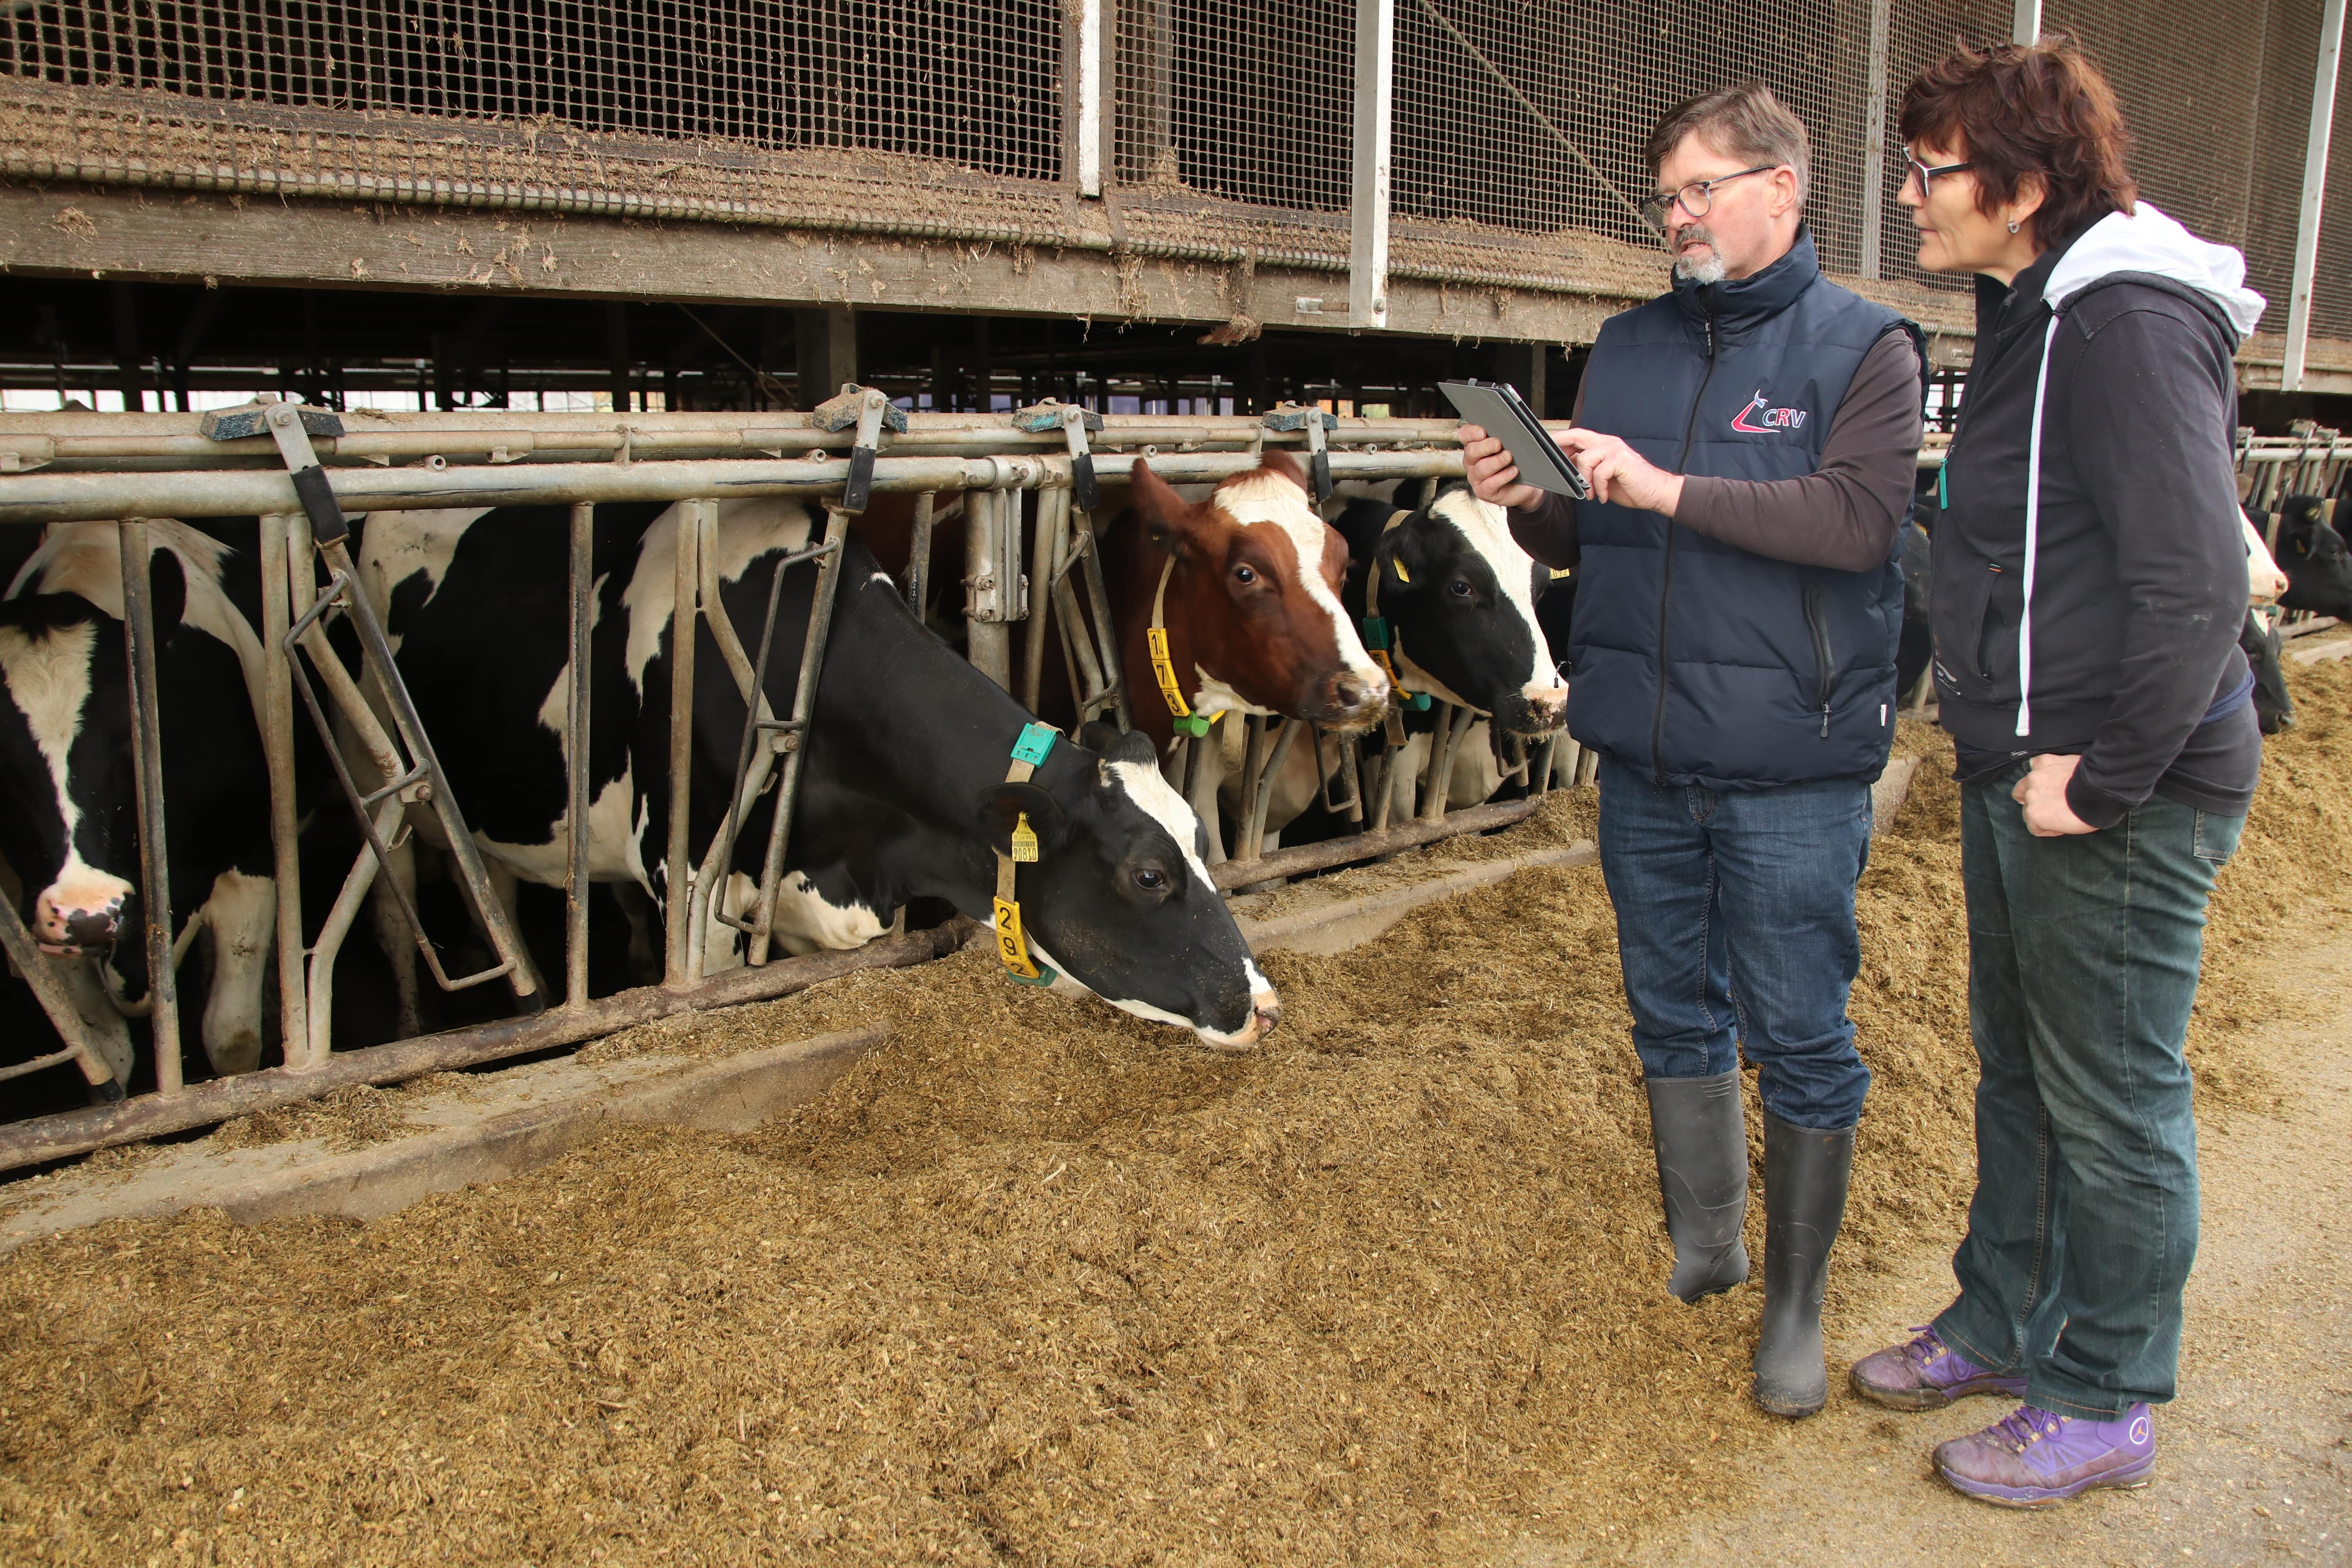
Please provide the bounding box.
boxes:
[1130,459,1208,561]
[1259,447,1310,495]
[1077,720,1123,755]
[1104,726,1158,769]
[975,781,1069,855]
[146,544,187,645]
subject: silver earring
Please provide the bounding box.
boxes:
[2007,219,2021,233]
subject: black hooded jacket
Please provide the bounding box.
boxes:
[1931,211,2262,827]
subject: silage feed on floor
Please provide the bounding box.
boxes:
[5,668,2349,1566]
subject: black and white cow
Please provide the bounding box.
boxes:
[2257,495,2352,619]
[354,500,1279,1048]
[1210,482,1568,844]
[0,519,284,1083]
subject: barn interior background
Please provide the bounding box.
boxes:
[0,0,2348,1158]
[0,0,2347,423]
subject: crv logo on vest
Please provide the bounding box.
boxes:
[1730,391,1809,432]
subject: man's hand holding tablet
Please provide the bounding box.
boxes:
[1458,422,1688,517]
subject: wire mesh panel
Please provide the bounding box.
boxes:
[1393,0,1855,264]
[1113,0,1354,209]
[0,0,1065,180]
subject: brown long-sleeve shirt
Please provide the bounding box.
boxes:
[1507,328,1924,573]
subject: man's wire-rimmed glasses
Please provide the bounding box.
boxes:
[1639,165,1777,233]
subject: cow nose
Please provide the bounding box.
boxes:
[36,898,123,955]
[1525,684,1568,728]
[1252,995,1281,1038]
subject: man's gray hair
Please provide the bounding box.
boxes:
[1646,82,1811,202]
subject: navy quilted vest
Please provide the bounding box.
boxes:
[1568,229,1913,789]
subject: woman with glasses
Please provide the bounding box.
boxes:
[1846,38,2266,1508]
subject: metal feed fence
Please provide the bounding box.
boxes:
[0,400,1558,1173]
[5,0,2347,349]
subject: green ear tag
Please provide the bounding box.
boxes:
[1409,692,1432,711]
[1174,713,1212,738]
[1937,465,1948,510]
[1360,616,1390,650]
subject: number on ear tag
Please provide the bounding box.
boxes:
[992,896,1040,979]
[1011,811,1040,863]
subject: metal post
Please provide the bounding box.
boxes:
[2286,0,2347,394]
[664,500,704,987]
[117,518,183,1096]
[256,512,311,1065]
[1022,484,1067,711]
[905,490,935,617]
[1349,0,1394,330]
[1860,0,1891,281]
[964,488,1014,690]
[2011,0,2040,45]
[1073,0,1104,198]
[566,500,595,1009]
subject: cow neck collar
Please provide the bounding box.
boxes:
[990,721,1061,985]
[1147,552,1200,724]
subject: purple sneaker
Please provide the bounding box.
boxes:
[1849,1325,2029,1411]
[1934,1403,2157,1508]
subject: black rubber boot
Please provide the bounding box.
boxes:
[1646,1071,1751,1303]
[1752,1110,1855,1418]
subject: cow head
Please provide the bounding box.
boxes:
[0,547,185,963]
[2272,495,2352,619]
[1365,484,1566,735]
[1131,452,1388,729]
[977,723,1278,1051]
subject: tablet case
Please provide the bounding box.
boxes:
[1439,378,1591,500]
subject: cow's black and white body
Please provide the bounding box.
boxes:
[0,520,281,1081]
[356,500,1278,1048]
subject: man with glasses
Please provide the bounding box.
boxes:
[1461,82,1924,1419]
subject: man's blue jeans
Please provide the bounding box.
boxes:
[1933,765,2242,1419]
[1596,756,1874,1131]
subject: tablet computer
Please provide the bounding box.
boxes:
[1439,378,1591,500]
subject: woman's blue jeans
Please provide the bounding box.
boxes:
[1596,756,1874,1131]
[1933,763,2243,1419]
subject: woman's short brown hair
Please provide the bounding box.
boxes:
[1897,36,2137,248]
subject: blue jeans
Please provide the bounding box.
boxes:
[1596,756,1874,1131]
[1934,766,2242,1419]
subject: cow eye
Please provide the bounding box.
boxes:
[1232,564,1258,585]
[1133,867,1169,891]
[1449,578,1473,598]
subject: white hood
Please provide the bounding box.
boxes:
[2042,201,2267,339]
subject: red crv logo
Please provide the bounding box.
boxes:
[1731,391,1809,433]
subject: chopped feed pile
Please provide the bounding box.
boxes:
[6,662,2352,1566]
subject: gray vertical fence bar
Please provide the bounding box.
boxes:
[566,499,595,1009]
[256,512,311,1065]
[664,501,705,987]
[116,517,183,1095]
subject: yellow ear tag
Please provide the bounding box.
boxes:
[1393,558,1411,583]
[1010,811,1040,864]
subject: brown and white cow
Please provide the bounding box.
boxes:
[1097,453,1388,843]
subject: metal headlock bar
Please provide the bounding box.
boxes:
[7,405,2326,1172]
[205,399,547,1014]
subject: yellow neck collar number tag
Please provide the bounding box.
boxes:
[1010,811,1040,863]
[992,895,1042,980]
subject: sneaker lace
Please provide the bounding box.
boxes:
[1990,1405,2064,1453]
[1898,1325,1946,1369]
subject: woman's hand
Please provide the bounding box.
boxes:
[2013,753,2096,836]
[1555,430,1685,515]
[1457,424,1545,512]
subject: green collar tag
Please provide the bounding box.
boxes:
[1010,722,1057,767]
